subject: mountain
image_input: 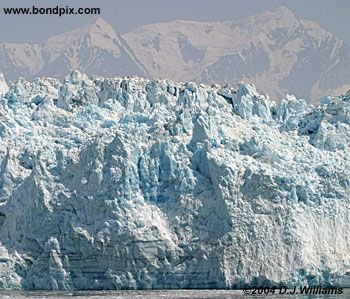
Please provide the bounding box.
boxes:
[0,18,148,81]
[0,72,349,289]
[124,6,350,102]
[1,7,350,102]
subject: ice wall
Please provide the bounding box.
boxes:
[0,72,349,289]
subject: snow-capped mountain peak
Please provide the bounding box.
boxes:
[1,7,350,102]
[44,17,124,63]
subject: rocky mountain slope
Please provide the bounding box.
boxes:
[0,71,349,290]
[1,7,350,103]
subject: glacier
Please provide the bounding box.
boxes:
[0,71,349,290]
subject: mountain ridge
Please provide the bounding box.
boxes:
[1,6,350,102]
[0,17,148,81]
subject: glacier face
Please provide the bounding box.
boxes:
[0,71,349,290]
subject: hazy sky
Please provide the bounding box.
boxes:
[0,0,349,43]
